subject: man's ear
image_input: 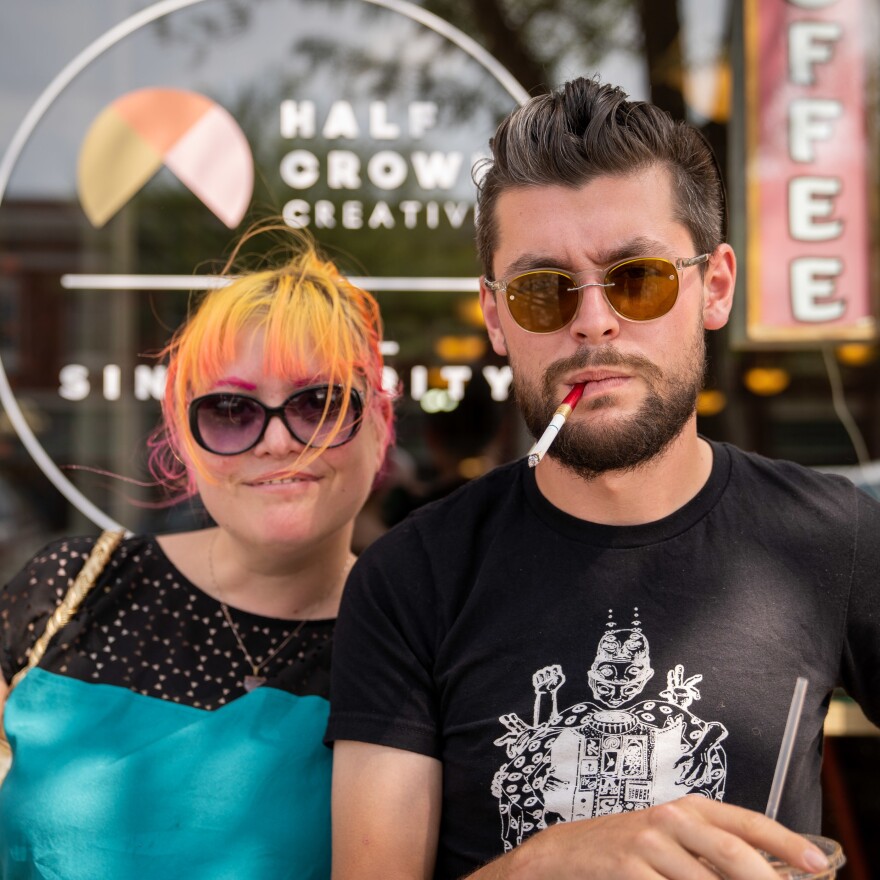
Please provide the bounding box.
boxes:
[702,244,736,330]
[480,278,509,357]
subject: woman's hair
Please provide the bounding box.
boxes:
[149,225,394,500]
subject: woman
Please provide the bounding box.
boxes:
[0,229,394,879]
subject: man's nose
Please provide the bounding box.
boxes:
[566,281,621,344]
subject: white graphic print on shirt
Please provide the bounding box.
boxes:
[491,611,729,850]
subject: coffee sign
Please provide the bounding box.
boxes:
[743,0,877,343]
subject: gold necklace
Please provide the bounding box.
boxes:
[218,602,304,692]
[209,532,353,692]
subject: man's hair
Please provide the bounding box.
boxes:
[475,76,726,276]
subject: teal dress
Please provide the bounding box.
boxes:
[0,536,334,880]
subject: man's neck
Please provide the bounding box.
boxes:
[533,426,714,526]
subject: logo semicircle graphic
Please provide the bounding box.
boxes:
[77,87,254,229]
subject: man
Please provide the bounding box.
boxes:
[326,77,880,879]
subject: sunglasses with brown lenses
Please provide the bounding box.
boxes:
[484,254,710,333]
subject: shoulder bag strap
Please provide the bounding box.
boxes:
[9,528,126,690]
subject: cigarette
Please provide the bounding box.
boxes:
[527,383,586,467]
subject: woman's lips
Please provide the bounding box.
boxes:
[245,473,320,487]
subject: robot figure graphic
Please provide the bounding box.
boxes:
[492,611,728,851]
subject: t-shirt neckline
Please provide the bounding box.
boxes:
[522,439,732,548]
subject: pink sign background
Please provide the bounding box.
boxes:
[745,0,876,342]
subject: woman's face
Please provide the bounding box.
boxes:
[190,327,386,554]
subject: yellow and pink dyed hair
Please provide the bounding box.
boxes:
[149,228,394,500]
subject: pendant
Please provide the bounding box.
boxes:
[244,674,266,692]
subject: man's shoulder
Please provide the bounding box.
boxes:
[716,440,875,515]
[364,460,524,556]
[403,459,522,522]
[721,440,850,485]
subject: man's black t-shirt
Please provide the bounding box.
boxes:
[327,441,880,879]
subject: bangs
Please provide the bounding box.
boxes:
[180,269,371,394]
[256,271,364,392]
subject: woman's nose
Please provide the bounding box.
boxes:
[254,413,304,455]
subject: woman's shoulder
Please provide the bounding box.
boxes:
[0,536,114,679]
[5,535,102,592]
[2,532,162,603]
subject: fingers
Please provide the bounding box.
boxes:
[652,804,784,879]
[506,797,830,880]
[515,811,724,880]
[615,819,743,880]
[659,797,831,878]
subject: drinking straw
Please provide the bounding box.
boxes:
[765,676,809,821]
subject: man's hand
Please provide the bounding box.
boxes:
[331,741,830,880]
[474,796,831,880]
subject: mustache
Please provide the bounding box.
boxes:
[543,346,663,389]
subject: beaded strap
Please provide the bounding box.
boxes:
[9,528,126,690]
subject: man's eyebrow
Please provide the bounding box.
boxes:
[498,237,674,278]
[592,237,670,266]
[495,253,551,278]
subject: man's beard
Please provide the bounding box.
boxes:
[514,331,706,480]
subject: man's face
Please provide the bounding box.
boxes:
[480,166,733,479]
